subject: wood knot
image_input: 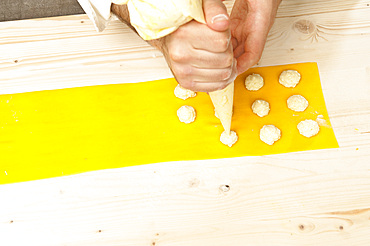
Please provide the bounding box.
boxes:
[219,184,230,193]
[297,222,315,233]
[188,178,200,188]
[286,219,315,234]
[152,233,160,246]
[293,20,316,35]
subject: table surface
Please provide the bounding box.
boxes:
[1,0,370,245]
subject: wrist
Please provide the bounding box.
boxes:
[111,3,130,25]
[147,37,166,53]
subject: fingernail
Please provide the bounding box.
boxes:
[211,14,229,24]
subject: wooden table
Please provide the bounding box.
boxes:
[1,0,369,245]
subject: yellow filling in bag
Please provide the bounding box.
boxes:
[0,62,338,184]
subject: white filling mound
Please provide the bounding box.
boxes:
[245,73,264,91]
[220,130,238,147]
[297,119,320,137]
[174,84,197,100]
[252,99,270,117]
[177,105,196,124]
[279,70,301,88]
[260,125,281,145]
[287,94,309,112]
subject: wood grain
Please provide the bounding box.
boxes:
[1,0,370,245]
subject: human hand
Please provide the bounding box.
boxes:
[230,0,281,74]
[149,0,237,92]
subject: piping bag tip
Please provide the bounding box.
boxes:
[209,82,234,134]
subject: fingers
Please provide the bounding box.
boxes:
[192,30,231,53]
[186,81,230,92]
[175,63,235,84]
[203,0,230,32]
[170,58,237,92]
[176,59,238,92]
[233,7,272,73]
[235,31,267,73]
[159,20,236,93]
[229,0,282,74]
[169,41,234,69]
[175,20,231,53]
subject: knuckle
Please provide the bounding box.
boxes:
[214,33,230,51]
[224,55,234,67]
[172,22,192,37]
[173,26,186,39]
[168,47,188,63]
[221,68,232,80]
[218,39,229,51]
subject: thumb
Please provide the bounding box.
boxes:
[203,0,229,32]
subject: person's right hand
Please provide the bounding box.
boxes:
[230,0,281,74]
[149,0,237,92]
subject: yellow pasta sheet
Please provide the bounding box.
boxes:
[0,62,338,184]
